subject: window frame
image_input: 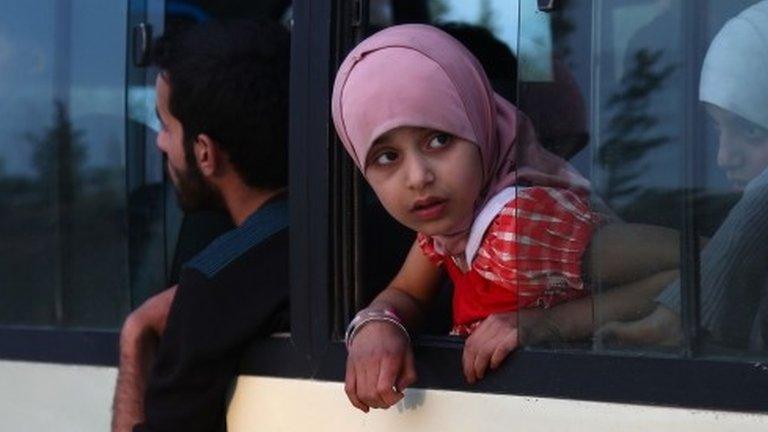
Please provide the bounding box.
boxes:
[0,328,117,366]
[241,0,768,415]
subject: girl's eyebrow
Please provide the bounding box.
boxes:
[364,142,383,168]
[371,134,391,147]
[364,135,397,168]
[374,128,432,147]
[366,135,391,159]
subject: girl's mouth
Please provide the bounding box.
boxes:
[411,197,448,221]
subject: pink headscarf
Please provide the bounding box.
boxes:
[332,24,589,256]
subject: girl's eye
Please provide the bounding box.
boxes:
[375,151,398,166]
[427,133,451,149]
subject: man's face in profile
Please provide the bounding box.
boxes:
[155,74,222,211]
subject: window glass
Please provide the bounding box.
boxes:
[517,0,768,359]
[126,0,171,311]
[351,0,768,361]
[517,0,688,353]
[692,0,768,356]
[0,1,129,328]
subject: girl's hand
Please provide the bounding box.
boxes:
[345,321,417,412]
[462,310,562,383]
[461,311,519,384]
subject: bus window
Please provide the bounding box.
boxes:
[517,0,768,359]
[0,1,130,329]
[341,0,768,360]
[347,0,521,335]
[235,0,768,420]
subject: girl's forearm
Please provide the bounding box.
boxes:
[588,223,708,288]
[363,238,444,332]
[368,286,431,332]
[547,269,680,341]
[587,224,680,287]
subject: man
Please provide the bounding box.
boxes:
[111,20,290,432]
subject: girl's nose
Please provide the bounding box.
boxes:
[404,154,435,190]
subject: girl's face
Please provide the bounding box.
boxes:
[363,126,484,237]
[707,103,768,190]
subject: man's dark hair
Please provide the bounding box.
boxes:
[152,19,289,188]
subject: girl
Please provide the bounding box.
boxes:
[333,24,681,412]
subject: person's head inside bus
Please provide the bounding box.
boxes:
[597,1,768,349]
[699,2,768,191]
[153,20,289,216]
[332,24,686,412]
[114,19,291,432]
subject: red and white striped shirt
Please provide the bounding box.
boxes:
[418,187,600,336]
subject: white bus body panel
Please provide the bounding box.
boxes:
[2,361,765,431]
[0,360,115,431]
[228,376,768,432]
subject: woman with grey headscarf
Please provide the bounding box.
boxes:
[601,1,768,349]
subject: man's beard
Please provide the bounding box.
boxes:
[169,163,224,212]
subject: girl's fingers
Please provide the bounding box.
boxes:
[473,338,495,381]
[363,359,387,408]
[466,316,518,382]
[344,360,369,412]
[396,349,418,391]
[490,328,518,370]
[376,356,405,407]
[464,318,497,383]
[462,336,479,384]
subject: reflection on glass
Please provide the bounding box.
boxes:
[654,1,768,355]
[517,0,768,360]
[352,0,768,361]
[0,1,129,328]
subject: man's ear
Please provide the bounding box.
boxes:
[193,133,220,177]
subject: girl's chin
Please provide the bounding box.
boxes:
[408,220,454,237]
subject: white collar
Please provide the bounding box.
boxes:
[464,187,517,265]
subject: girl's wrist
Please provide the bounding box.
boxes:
[345,307,411,349]
[522,310,565,345]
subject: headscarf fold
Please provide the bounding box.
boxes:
[332,24,589,256]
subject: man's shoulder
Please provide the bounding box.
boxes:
[183,199,288,280]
